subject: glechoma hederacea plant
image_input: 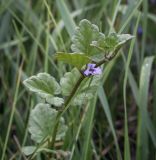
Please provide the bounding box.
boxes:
[22,19,133,158]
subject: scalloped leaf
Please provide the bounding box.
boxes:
[60,68,101,105]
[28,103,67,143]
[91,33,134,53]
[23,73,60,96]
[55,52,91,69]
[23,73,64,107]
[71,19,105,56]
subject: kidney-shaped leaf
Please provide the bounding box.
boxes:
[23,73,64,107]
[55,52,91,69]
[28,103,67,143]
[71,19,105,56]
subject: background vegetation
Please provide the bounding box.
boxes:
[0,0,156,159]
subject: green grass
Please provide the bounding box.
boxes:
[0,0,156,159]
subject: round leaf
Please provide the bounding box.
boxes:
[28,103,67,143]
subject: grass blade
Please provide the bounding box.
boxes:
[56,0,76,38]
[98,86,122,160]
[123,13,141,160]
[1,61,23,160]
[137,56,154,160]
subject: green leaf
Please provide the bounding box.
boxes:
[46,96,64,107]
[60,68,81,96]
[91,33,134,53]
[91,33,118,53]
[22,146,36,156]
[23,73,60,96]
[60,68,101,105]
[137,56,155,160]
[22,146,57,156]
[98,87,122,159]
[117,34,135,47]
[55,52,91,69]
[71,19,105,56]
[73,75,101,106]
[28,103,67,143]
[23,73,64,107]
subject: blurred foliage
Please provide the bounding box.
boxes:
[0,0,156,159]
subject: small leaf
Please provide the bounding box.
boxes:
[73,92,93,106]
[71,19,105,56]
[28,103,67,143]
[23,73,64,107]
[55,52,91,69]
[91,33,118,52]
[46,96,64,107]
[73,75,102,106]
[22,146,56,156]
[91,33,134,54]
[117,34,134,47]
[60,68,102,106]
[60,68,81,96]
[22,146,36,156]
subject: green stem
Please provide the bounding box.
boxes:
[96,49,120,67]
[50,73,85,149]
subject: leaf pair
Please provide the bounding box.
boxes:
[24,68,101,108]
[23,74,68,155]
[55,19,134,69]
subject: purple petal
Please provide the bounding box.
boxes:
[83,69,92,76]
[93,67,102,75]
[83,63,102,76]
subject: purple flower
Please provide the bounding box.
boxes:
[137,26,143,37]
[83,63,102,76]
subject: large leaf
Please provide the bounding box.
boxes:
[71,19,105,56]
[60,68,101,106]
[28,103,67,143]
[23,73,64,107]
[55,52,91,69]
